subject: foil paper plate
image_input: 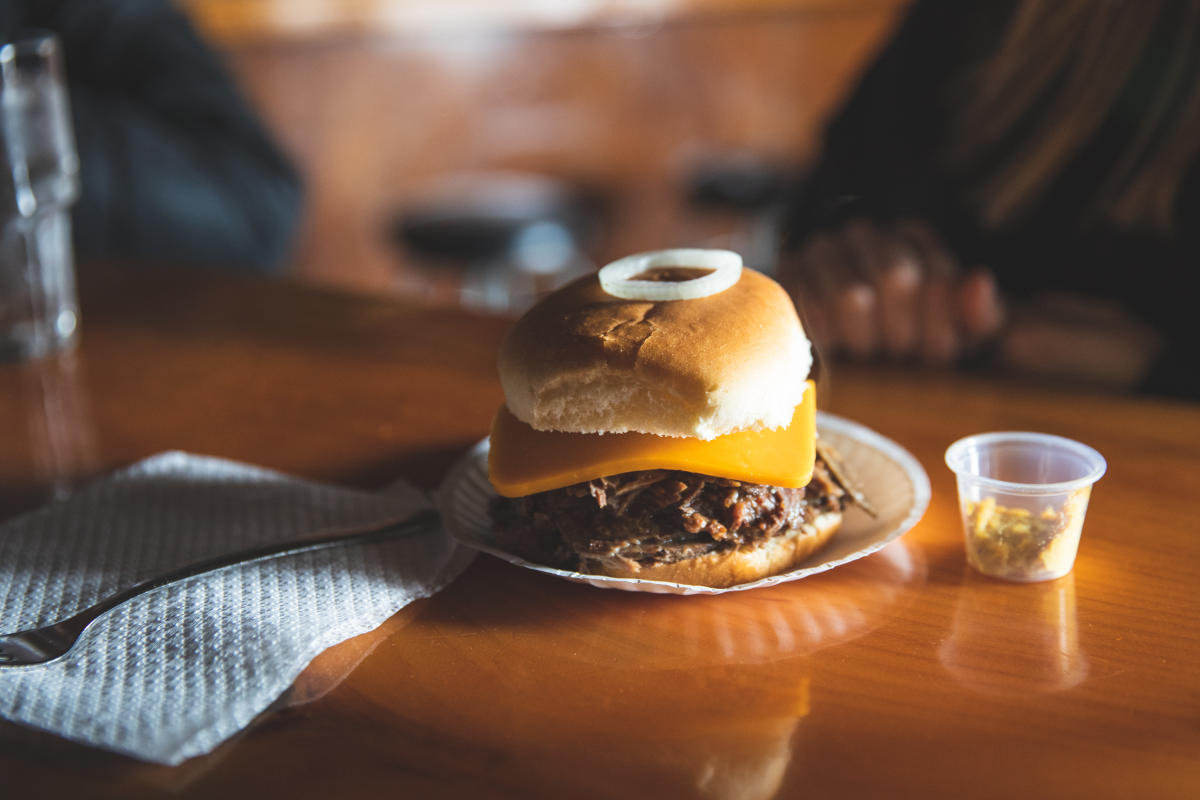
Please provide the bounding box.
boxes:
[439,412,930,595]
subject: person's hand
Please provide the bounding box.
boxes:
[782,217,1164,390]
[782,218,1004,364]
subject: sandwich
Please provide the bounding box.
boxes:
[487,249,867,588]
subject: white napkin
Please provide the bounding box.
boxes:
[0,451,471,765]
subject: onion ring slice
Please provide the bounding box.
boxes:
[598,249,743,301]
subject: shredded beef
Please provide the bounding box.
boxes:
[490,450,858,571]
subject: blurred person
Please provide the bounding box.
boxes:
[779,0,1199,399]
[1,0,302,272]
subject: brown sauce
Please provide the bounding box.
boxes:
[630,267,715,282]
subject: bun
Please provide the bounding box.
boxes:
[579,511,842,588]
[498,268,812,440]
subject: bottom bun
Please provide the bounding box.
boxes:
[579,512,842,589]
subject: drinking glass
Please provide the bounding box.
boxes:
[1,32,80,361]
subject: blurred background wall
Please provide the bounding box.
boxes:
[177,0,908,304]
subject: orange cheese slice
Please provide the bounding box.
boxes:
[488,381,816,497]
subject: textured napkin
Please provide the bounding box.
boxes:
[0,452,471,765]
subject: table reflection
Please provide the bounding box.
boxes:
[0,349,98,515]
[939,569,1088,696]
[268,540,925,799]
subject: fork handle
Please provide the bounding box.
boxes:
[59,508,442,631]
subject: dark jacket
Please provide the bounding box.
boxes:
[1,0,302,273]
[784,0,1198,399]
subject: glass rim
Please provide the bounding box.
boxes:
[1,30,61,69]
[944,431,1107,495]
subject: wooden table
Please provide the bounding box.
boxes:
[2,268,1198,798]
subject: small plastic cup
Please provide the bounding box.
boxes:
[945,432,1106,582]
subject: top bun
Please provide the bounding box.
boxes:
[498,266,812,440]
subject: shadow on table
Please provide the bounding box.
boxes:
[334,438,488,493]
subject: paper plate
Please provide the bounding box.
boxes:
[439,412,930,595]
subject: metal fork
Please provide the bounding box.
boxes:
[0,508,441,668]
